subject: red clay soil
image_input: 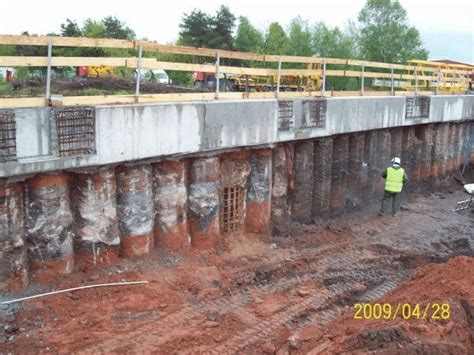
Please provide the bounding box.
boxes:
[0,189,472,353]
[297,256,474,354]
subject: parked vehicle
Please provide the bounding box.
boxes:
[192,63,322,92]
[136,69,171,84]
[76,66,115,78]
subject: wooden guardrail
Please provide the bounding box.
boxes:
[0,34,472,108]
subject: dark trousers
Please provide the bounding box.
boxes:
[380,190,401,216]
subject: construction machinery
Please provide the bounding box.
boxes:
[192,63,322,92]
[405,60,473,94]
[77,65,115,78]
[372,60,473,94]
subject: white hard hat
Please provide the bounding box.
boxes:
[391,157,401,165]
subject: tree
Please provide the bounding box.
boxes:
[358,0,428,63]
[311,23,355,59]
[59,17,135,40]
[60,19,82,37]
[13,31,45,56]
[311,23,359,90]
[264,22,289,55]
[287,17,312,56]
[102,16,135,40]
[82,19,106,38]
[234,16,264,53]
[208,5,236,50]
[178,6,236,50]
[178,9,212,47]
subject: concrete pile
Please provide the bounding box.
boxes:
[0,121,471,292]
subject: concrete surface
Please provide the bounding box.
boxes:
[1,95,473,178]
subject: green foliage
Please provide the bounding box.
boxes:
[208,5,236,50]
[358,0,428,63]
[2,3,432,94]
[178,9,212,48]
[178,6,236,50]
[12,32,46,57]
[56,17,136,58]
[312,23,356,59]
[102,16,135,40]
[168,71,192,87]
[82,87,106,96]
[287,17,312,57]
[311,22,360,90]
[0,44,15,56]
[0,83,13,96]
[234,17,264,53]
[264,22,289,55]
[82,19,106,38]
[14,67,32,80]
[71,16,135,40]
[60,19,82,37]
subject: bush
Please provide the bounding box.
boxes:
[82,87,107,96]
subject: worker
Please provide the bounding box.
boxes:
[379,157,408,217]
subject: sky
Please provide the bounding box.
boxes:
[2,0,473,63]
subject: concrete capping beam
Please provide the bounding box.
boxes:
[1,96,473,178]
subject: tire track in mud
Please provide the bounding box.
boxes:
[77,230,471,352]
[83,247,401,352]
[77,248,369,351]
[218,237,474,353]
[206,269,407,353]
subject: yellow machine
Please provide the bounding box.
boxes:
[193,63,322,92]
[405,60,473,94]
[86,65,115,78]
[304,63,322,91]
[231,63,322,92]
[268,63,322,91]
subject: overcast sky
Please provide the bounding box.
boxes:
[2,0,473,63]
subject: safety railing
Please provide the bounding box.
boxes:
[0,34,472,108]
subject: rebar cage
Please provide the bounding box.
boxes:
[0,110,16,161]
[278,100,294,131]
[405,96,430,119]
[306,99,327,128]
[53,107,96,157]
[221,186,245,233]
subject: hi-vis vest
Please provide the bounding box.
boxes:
[385,167,404,193]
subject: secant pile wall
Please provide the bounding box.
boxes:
[0,121,472,292]
[272,122,472,228]
[0,148,272,292]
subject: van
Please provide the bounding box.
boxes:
[137,69,171,84]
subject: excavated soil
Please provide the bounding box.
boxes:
[0,186,473,353]
[295,256,474,354]
[8,77,205,96]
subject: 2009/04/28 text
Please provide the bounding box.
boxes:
[353,303,450,320]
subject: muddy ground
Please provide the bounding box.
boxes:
[6,77,204,96]
[0,181,473,353]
